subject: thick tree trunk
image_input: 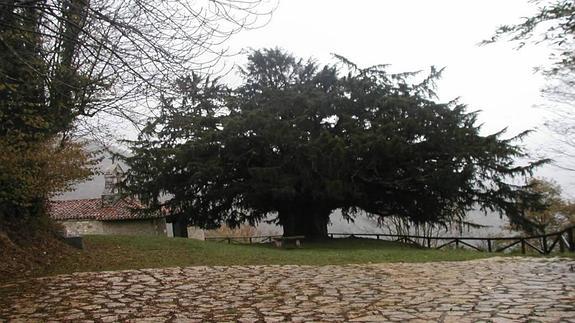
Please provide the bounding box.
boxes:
[280,210,298,237]
[278,208,330,240]
[301,209,330,240]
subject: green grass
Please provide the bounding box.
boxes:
[40,235,501,276]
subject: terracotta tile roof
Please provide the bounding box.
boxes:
[49,198,162,221]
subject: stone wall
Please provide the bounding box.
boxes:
[60,220,104,236]
[101,218,167,236]
[60,218,167,236]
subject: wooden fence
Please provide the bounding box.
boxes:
[205,235,281,244]
[205,225,575,255]
[330,225,575,255]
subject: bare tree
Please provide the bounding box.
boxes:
[1,0,276,142]
[483,0,575,169]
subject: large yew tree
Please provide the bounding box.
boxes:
[126,48,547,239]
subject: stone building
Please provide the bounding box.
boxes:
[50,164,167,236]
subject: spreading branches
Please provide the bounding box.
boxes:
[482,0,575,77]
[1,0,277,137]
[483,0,575,169]
[0,0,274,221]
[125,48,548,238]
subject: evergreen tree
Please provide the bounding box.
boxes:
[126,48,548,239]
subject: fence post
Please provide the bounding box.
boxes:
[568,227,575,252]
[376,234,380,240]
[227,237,231,244]
[487,239,492,253]
[542,236,548,255]
[330,233,333,239]
[521,239,526,254]
[249,237,252,244]
[559,234,565,253]
[455,239,459,249]
[427,237,431,248]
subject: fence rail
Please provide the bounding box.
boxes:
[205,235,281,244]
[205,225,575,255]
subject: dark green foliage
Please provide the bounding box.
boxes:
[126,48,548,239]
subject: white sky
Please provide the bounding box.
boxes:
[221,0,574,196]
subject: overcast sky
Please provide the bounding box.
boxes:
[220,0,574,196]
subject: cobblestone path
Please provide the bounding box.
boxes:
[0,257,574,322]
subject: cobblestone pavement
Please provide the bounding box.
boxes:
[0,257,574,322]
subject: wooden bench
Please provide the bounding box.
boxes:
[272,235,305,248]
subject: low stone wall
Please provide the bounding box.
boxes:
[60,220,104,236]
[102,218,167,236]
[60,218,167,236]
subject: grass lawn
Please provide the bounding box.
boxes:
[40,235,501,276]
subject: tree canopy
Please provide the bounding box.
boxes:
[126,48,548,239]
